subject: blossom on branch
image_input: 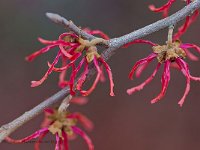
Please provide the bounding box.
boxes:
[126,38,200,106]
[26,29,114,96]
[6,97,94,150]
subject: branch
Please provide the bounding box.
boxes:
[0,0,200,142]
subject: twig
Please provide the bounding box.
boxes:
[46,13,97,41]
[0,0,200,142]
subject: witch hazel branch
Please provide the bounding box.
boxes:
[1,0,200,149]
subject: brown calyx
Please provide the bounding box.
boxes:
[48,110,77,139]
[152,40,186,63]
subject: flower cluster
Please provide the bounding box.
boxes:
[26,29,114,96]
[126,38,200,106]
[6,97,94,150]
[149,0,199,39]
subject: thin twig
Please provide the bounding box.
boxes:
[0,0,200,142]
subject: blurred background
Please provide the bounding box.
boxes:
[1,0,200,149]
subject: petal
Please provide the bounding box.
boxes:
[151,61,171,104]
[129,53,157,80]
[76,62,89,91]
[59,45,73,58]
[181,43,200,54]
[127,63,161,95]
[183,48,199,61]
[72,126,94,150]
[5,128,49,144]
[149,0,175,17]
[47,61,74,72]
[80,57,101,96]
[69,58,85,95]
[175,58,191,107]
[100,66,106,82]
[173,10,199,40]
[31,51,62,87]
[62,131,69,150]
[34,130,49,150]
[123,39,157,48]
[68,112,94,131]
[98,57,115,96]
[88,30,109,40]
[190,75,200,81]
[58,33,79,40]
[26,44,59,62]
[70,97,89,105]
[55,133,61,150]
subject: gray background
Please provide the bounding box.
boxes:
[1,0,200,150]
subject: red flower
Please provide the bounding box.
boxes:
[6,97,94,150]
[149,0,199,39]
[126,39,200,106]
[27,29,114,96]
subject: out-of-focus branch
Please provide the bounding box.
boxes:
[0,0,200,142]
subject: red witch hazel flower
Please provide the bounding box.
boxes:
[6,96,94,150]
[26,28,114,96]
[149,0,199,39]
[125,26,200,107]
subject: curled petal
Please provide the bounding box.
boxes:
[89,30,109,40]
[190,75,200,81]
[100,66,106,82]
[149,0,176,17]
[127,63,161,95]
[72,126,94,150]
[80,57,101,96]
[47,62,74,72]
[6,128,49,144]
[68,112,94,131]
[183,48,199,61]
[59,45,73,58]
[62,131,69,150]
[98,57,115,96]
[175,58,190,107]
[151,61,171,104]
[31,51,62,87]
[76,62,89,91]
[41,109,54,128]
[123,39,157,48]
[129,53,157,80]
[26,44,59,62]
[173,10,199,40]
[38,37,71,46]
[34,130,49,150]
[55,133,61,150]
[69,58,85,95]
[58,32,79,40]
[181,43,200,54]
[170,62,180,70]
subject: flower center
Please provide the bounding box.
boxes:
[48,110,77,139]
[152,40,186,63]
